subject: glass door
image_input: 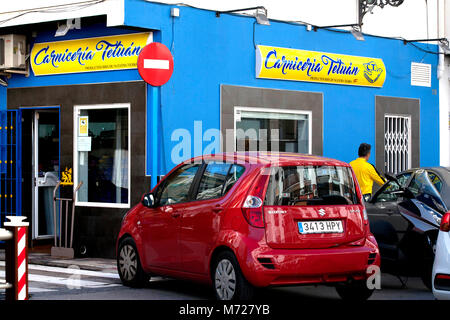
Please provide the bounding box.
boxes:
[32,110,60,239]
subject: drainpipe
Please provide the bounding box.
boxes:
[438,0,450,166]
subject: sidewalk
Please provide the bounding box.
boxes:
[0,249,117,274]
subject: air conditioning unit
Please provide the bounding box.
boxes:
[0,34,27,70]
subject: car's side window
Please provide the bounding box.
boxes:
[374,173,411,202]
[408,172,426,196]
[195,163,246,201]
[428,172,443,193]
[408,176,421,196]
[223,164,245,195]
[196,163,231,201]
[408,171,443,197]
[397,173,411,187]
[158,163,201,206]
[374,181,400,202]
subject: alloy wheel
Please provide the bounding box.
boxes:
[119,244,138,281]
[215,259,236,300]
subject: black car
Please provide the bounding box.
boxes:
[366,167,449,289]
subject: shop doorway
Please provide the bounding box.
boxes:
[375,96,419,175]
[31,109,60,239]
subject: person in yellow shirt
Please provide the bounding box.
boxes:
[350,143,386,201]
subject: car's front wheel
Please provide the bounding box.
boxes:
[335,280,374,301]
[117,237,149,287]
[212,251,254,300]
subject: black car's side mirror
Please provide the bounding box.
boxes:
[142,193,156,208]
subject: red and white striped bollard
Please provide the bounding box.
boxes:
[4,216,29,301]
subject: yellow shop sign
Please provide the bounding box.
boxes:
[31,32,152,76]
[256,45,386,87]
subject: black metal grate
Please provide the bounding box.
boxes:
[0,110,22,229]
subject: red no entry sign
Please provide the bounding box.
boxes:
[137,42,174,86]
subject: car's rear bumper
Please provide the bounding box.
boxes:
[240,235,380,288]
[432,231,450,300]
[432,287,450,300]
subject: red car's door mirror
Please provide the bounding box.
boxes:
[142,193,156,208]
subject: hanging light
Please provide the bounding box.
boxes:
[216,6,270,26]
[254,8,270,26]
[439,39,450,53]
[55,18,81,37]
[351,26,365,41]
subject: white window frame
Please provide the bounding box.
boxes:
[73,103,131,209]
[233,106,313,154]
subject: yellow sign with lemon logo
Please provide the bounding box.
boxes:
[31,32,152,76]
[256,45,386,88]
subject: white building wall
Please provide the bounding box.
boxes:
[439,0,450,166]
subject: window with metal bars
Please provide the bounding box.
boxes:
[384,114,411,174]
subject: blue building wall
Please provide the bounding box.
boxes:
[123,0,440,172]
[0,86,6,110]
[4,0,441,180]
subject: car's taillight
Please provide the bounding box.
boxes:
[436,274,450,280]
[241,172,268,228]
[440,212,450,232]
[242,195,264,228]
[362,207,368,224]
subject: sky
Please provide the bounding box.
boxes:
[0,0,442,40]
[147,0,436,39]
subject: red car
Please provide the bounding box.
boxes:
[117,152,380,300]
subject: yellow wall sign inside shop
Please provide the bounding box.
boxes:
[256,45,386,88]
[31,33,152,76]
[79,116,88,137]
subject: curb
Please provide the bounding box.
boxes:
[27,258,115,272]
[0,250,117,273]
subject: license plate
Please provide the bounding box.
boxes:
[298,220,343,234]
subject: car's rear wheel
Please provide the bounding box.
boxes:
[335,280,374,301]
[212,251,254,300]
[117,237,149,287]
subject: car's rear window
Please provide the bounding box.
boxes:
[264,165,359,206]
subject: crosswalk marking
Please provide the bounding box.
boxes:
[29,287,57,293]
[0,261,119,279]
[0,270,119,288]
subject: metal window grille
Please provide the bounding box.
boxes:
[384,114,411,174]
[0,110,22,228]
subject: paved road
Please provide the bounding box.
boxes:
[0,261,434,300]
